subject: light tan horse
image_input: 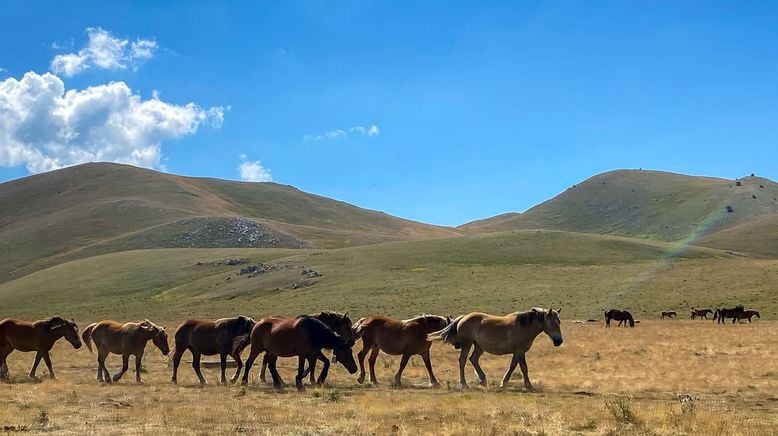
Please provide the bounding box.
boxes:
[429,308,562,390]
[352,314,451,387]
[82,320,170,383]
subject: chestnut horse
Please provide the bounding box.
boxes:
[259,311,354,385]
[604,309,634,327]
[660,311,677,320]
[238,316,358,389]
[429,308,563,390]
[690,308,713,320]
[82,320,170,383]
[352,314,451,387]
[0,317,82,379]
[171,316,255,385]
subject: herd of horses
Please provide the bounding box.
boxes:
[603,306,761,328]
[0,308,564,391]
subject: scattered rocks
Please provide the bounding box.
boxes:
[239,264,269,277]
[226,259,242,266]
[302,268,323,278]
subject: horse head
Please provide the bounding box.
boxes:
[141,321,170,356]
[543,308,564,347]
[331,338,358,374]
[46,317,82,349]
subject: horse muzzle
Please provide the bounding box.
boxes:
[552,337,563,347]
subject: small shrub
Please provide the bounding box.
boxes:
[605,399,641,426]
[35,408,50,428]
[325,389,342,402]
[570,419,598,431]
[236,386,247,397]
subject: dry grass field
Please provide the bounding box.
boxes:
[2,320,776,435]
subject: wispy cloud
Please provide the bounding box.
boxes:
[304,124,380,141]
[50,28,158,77]
[238,155,272,182]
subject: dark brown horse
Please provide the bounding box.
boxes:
[604,309,634,327]
[353,314,451,387]
[259,311,354,385]
[82,320,170,383]
[690,308,713,320]
[238,316,358,389]
[171,316,255,385]
[429,308,562,390]
[660,311,677,320]
[714,306,744,324]
[738,309,760,323]
[0,317,82,379]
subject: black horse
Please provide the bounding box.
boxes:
[714,306,744,324]
[171,316,256,384]
[604,309,635,327]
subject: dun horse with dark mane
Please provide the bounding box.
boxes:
[0,317,82,379]
[171,316,256,385]
[238,316,357,389]
[429,308,562,390]
[353,314,451,387]
[604,309,634,327]
[690,308,714,320]
[82,320,170,383]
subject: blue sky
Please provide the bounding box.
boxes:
[1,1,777,226]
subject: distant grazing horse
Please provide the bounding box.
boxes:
[238,316,358,389]
[714,306,744,324]
[604,309,635,327]
[82,320,170,383]
[353,314,452,387]
[738,310,760,323]
[0,317,82,379]
[690,308,713,320]
[660,311,677,320]
[428,308,562,390]
[171,316,255,385]
[259,311,354,385]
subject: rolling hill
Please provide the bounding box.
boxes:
[461,170,778,257]
[0,163,459,282]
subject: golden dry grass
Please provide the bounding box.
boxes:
[2,320,777,435]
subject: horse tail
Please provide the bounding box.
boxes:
[428,315,463,349]
[82,322,97,353]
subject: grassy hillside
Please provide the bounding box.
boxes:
[0,163,459,282]
[4,230,774,323]
[462,170,778,256]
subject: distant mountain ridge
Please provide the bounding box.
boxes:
[461,169,778,257]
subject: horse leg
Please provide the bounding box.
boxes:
[112,353,129,382]
[308,356,317,384]
[458,343,472,387]
[517,354,533,391]
[356,336,372,384]
[315,351,330,386]
[469,344,487,386]
[393,353,411,388]
[98,350,111,383]
[29,352,43,379]
[171,347,184,384]
[241,344,261,385]
[267,355,284,389]
[367,345,380,384]
[500,353,521,388]
[421,349,439,387]
[192,352,206,385]
[134,352,144,384]
[0,352,8,379]
[230,351,243,383]
[42,351,55,379]
[259,354,268,383]
[219,352,228,385]
[295,356,306,391]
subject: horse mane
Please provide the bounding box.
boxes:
[517,308,547,326]
[34,316,68,330]
[299,316,344,349]
[406,314,448,323]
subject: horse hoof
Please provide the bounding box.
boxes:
[430,381,440,388]
[357,377,364,384]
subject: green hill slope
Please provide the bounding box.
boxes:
[0,163,459,282]
[461,170,778,256]
[5,230,768,323]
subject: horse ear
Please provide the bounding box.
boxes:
[343,311,349,319]
[557,307,562,314]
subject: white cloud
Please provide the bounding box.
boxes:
[0,71,226,174]
[50,28,158,77]
[238,155,272,182]
[304,124,380,141]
